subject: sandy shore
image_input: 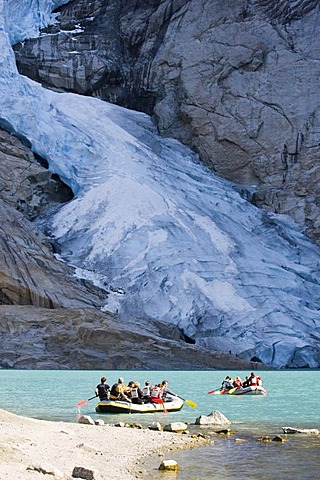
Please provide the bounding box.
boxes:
[0,409,207,479]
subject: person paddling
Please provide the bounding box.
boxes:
[95,376,110,401]
[161,380,177,401]
[221,376,233,391]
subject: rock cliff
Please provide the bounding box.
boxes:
[13,0,320,243]
[2,0,320,369]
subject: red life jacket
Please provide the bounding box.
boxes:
[150,386,163,401]
[250,375,258,386]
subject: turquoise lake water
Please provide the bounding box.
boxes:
[1,369,319,479]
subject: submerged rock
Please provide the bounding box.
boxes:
[282,427,320,435]
[216,429,233,436]
[159,460,179,472]
[272,436,287,442]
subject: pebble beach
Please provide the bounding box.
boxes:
[0,409,207,480]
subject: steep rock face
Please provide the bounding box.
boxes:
[0,305,263,370]
[13,0,320,243]
[150,0,320,243]
[0,128,104,309]
[0,129,72,220]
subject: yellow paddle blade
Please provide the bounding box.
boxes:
[228,387,237,395]
[185,399,197,408]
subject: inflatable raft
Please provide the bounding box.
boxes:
[214,386,267,395]
[95,396,184,414]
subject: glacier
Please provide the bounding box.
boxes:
[1,0,320,368]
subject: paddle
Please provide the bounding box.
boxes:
[76,394,98,407]
[177,395,197,409]
[161,399,168,414]
[228,387,238,395]
[208,387,221,394]
[150,398,168,413]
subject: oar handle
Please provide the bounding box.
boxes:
[76,394,99,406]
[208,387,221,394]
[176,395,197,408]
[88,394,99,401]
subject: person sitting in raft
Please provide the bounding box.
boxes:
[109,377,131,402]
[256,375,262,386]
[150,383,164,404]
[130,382,144,404]
[95,376,110,401]
[142,380,152,402]
[127,380,135,396]
[123,379,134,396]
[249,372,258,386]
[233,376,243,389]
[126,380,137,400]
[161,380,177,402]
[242,376,250,388]
[221,376,233,390]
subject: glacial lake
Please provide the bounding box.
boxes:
[1,369,319,479]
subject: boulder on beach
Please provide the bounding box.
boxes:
[195,410,231,426]
[78,415,95,425]
[163,422,188,433]
[148,422,162,431]
[72,465,101,479]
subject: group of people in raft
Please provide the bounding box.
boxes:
[220,372,263,391]
[220,372,262,390]
[95,377,176,404]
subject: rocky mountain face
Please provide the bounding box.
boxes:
[1,304,260,370]
[2,0,320,370]
[13,0,320,244]
[0,128,262,370]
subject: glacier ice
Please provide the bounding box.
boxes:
[0,0,320,367]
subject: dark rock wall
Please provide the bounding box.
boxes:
[0,129,103,309]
